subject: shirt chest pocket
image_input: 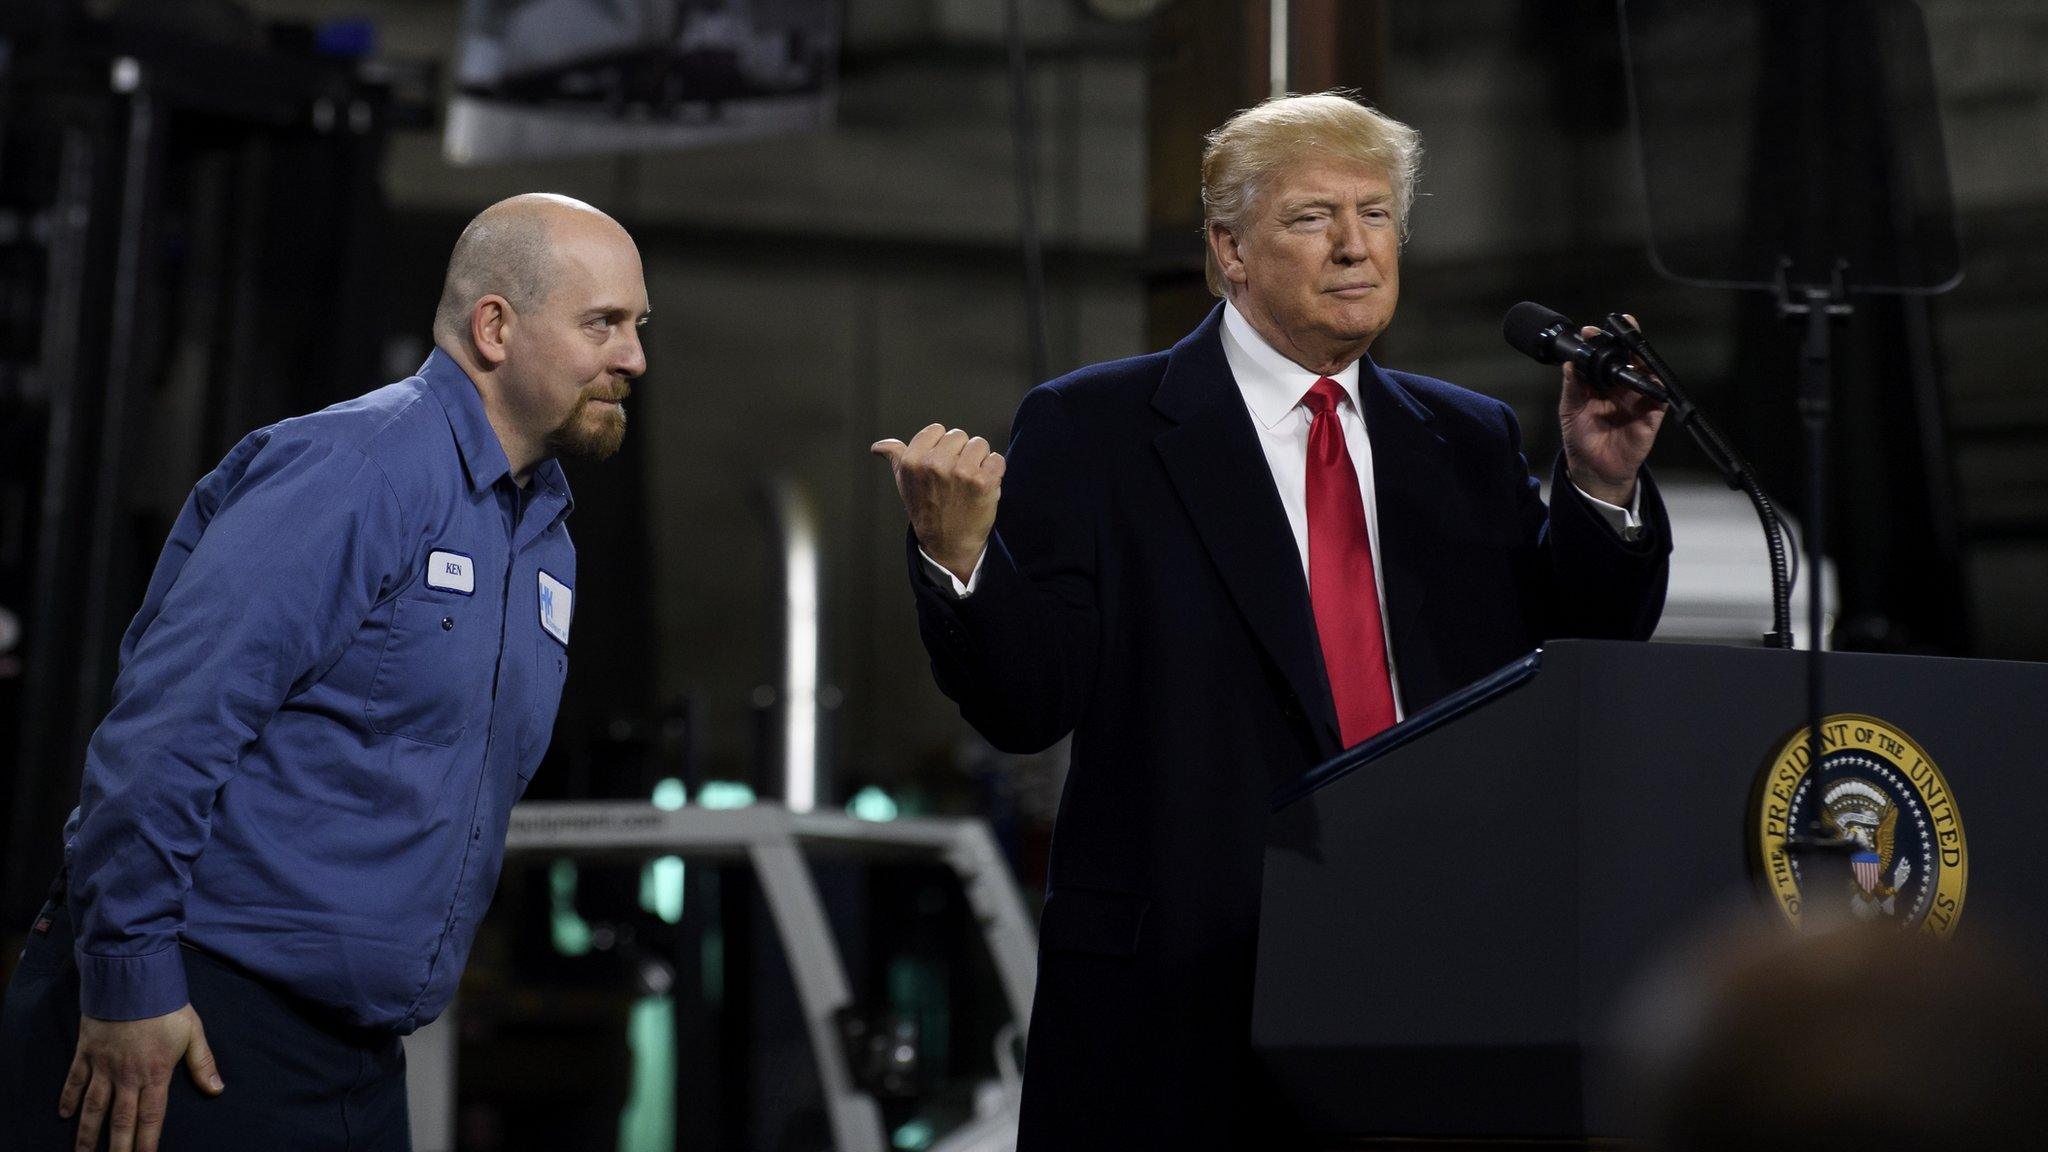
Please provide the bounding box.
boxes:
[365,596,491,746]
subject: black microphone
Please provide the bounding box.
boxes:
[1501,301,1668,402]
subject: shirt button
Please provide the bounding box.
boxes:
[442,616,455,631]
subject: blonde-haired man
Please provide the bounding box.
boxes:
[875,93,1669,1148]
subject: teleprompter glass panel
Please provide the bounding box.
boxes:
[1620,0,1961,294]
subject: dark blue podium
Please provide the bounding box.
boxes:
[1253,639,2048,1144]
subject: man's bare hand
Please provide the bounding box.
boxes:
[1559,316,1666,506]
[59,1005,223,1152]
[871,423,1006,583]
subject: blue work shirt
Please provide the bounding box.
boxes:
[63,349,575,1033]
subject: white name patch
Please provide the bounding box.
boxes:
[426,550,475,595]
[538,570,572,646]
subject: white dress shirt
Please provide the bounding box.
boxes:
[1217,302,1408,720]
[920,302,1643,725]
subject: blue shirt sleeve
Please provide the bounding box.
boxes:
[68,433,406,1020]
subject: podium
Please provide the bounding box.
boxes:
[1252,639,2048,1143]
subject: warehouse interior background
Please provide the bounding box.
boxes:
[3,0,2046,1148]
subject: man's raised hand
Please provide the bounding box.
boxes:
[871,423,1006,583]
[1559,316,1666,507]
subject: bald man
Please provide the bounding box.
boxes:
[0,194,649,1151]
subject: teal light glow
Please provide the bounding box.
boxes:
[548,859,592,956]
[638,855,685,925]
[892,1119,935,1150]
[616,995,676,1152]
[696,780,756,810]
[651,778,687,811]
[847,785,900,822]
[890,954,951,1071]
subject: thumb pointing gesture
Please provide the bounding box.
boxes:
[871,422,1003,582]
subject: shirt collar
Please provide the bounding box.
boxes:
[1220,301,1363,430]
[530,455,575,512]
[420,348,514,495]
[416,349,578,513]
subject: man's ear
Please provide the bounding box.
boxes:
[470,295,514,367]
[1207,221,1249,288]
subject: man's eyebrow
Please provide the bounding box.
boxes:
[1277,196,1339,215]
[1279,189,1394,214]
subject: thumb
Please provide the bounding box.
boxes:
[870,439,906,462]
[184,1020,224,1095]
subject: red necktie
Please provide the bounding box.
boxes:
[1302,377,1397,746]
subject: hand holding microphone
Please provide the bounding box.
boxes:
[1503,301,1669,507]
[1501,301,1671,404]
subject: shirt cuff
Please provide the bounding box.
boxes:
[1573,480,1645,541]
[918,545,987,599]
[76,943,189,1021]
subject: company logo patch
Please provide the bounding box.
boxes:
[1750,714,1967,936]
[538,570,572,646]
[426,550,476,595]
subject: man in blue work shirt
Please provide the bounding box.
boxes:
[0,193,649,1151]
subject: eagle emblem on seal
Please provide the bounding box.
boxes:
[1819,780,1907,917]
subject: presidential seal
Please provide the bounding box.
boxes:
[1749,714,1967,935]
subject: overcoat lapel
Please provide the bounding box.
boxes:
[1358,357,1445,711]
[1151,307,1343,760]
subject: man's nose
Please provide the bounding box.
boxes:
[616,330,647,379]
[1331,214,1368,262]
